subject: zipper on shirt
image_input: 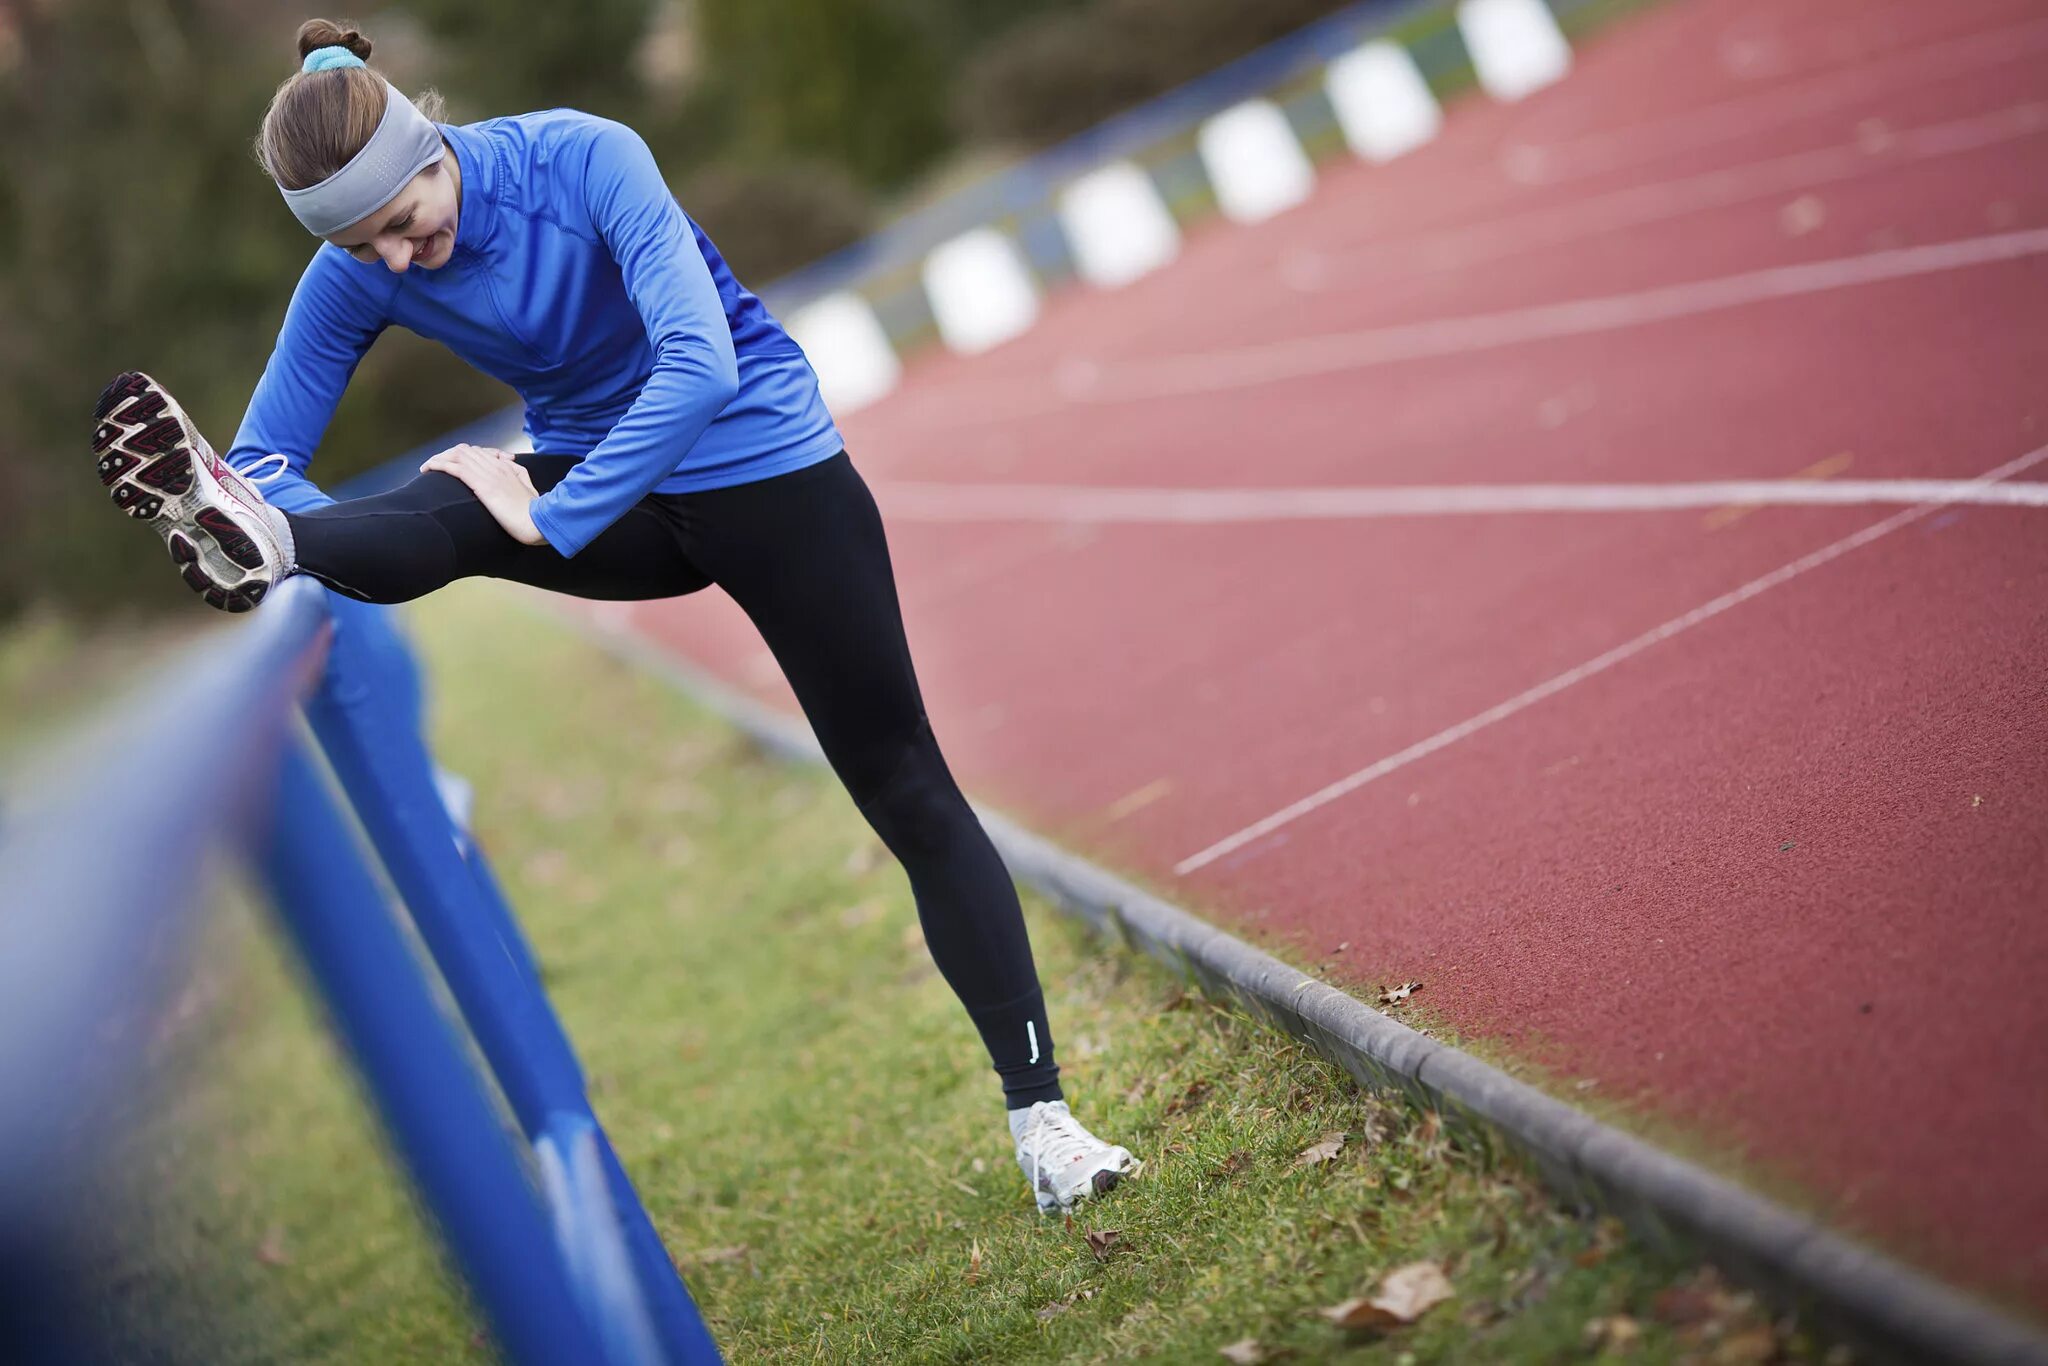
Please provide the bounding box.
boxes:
[481,273,553,368]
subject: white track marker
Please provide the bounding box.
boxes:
[873,477,2048,525]
[923,227,1040,355]
[1172,442,2048,877]
[1058,161,1182,289]
[786,291,901,415]
[1504,14,2048,185]
[1327,41,1443,163]
[1199,99,1316,224]
[1458,0,1572,103]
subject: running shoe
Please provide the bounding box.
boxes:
[1010,1099,1142,1215]
[91,370,296,613]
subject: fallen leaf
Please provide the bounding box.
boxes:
[1652,1281,1720,1328]
[1164,1079,1214,1118]
[1377,982,1423,1006]
[1211,1149,1252,1179]
[1710,1326,1779,1364]
[1319,1260,1454,1329]
[255,1227,291,1267]
[1577,1218,1626,1268]
[1219,1338,1268,1364]
[1035,1286,1098,1321]
[965,1238,983,1285]
[1374,1261,1454,1321]
[1293,1130,1348,1170]
[1584,1314,1642,1352]
[1085,1228,1123,1261]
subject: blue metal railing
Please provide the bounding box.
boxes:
[0,579,721,1364]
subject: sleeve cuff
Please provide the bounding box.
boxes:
[528,497,583,558]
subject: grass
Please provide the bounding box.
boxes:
[51,582,1831,1363]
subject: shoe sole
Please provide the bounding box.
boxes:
[92,371,277,613]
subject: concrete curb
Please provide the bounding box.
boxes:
[528,596,2048,1366]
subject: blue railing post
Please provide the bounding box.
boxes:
[300,594,721,1365]
[260,738,597,1364]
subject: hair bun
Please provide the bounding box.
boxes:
[294,18,373,65]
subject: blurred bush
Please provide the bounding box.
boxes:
[957,0,1366,146]
[677,161,873,284]
[1,0,1366,619]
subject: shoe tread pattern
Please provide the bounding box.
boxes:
[92,370,270,613]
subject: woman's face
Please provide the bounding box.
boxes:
[326,151,461,273]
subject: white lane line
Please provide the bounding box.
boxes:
[1324,102,2048,277]
[902,228,2048,427]
[1129,228,2048,401]
[876,477,2048,524]
[1171,441,2048,877]
[1503,13,2048,185]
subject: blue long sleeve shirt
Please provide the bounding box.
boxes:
[223,109,845,557]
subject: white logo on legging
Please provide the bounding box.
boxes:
[1026,1021,1039,1065]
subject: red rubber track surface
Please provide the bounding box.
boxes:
[610,0,2048,1310]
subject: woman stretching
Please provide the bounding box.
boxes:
[88,18,1138,1216]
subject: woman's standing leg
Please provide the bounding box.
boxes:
[673,452,1065,1110]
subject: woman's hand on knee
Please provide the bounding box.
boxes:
[419,444,547,547]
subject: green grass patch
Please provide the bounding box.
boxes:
[68,583,1827,1362]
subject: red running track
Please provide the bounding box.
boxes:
[606,0,2048,1313]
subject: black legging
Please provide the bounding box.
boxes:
[288,450,1064,1109]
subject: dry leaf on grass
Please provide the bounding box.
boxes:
[1709,1326,1780,1364]
[255,1227,291,1267]
[1377,982,1422,1006]
[1319,1261,1454,1330]
[1084,1228,1123,1261]
[1651,1266,1757,1341]
[1292,1130,1347,1170]
[1584,1314,1642,1353]
[965,1238,983,1286]
[1576,1216,1627,1268]
[1218,1337,1270,1363]
[1164,1078,1214,1118]
[1036,1285,1098,1321]
[1211,1149,1253,1179]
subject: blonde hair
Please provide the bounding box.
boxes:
[252,18,447,191]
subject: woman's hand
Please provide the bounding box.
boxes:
[419,444,547,546]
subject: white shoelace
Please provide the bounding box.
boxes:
[237,452,291,485]
[1022,1103,1102,1201]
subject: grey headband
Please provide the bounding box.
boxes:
[279,78,445,237]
